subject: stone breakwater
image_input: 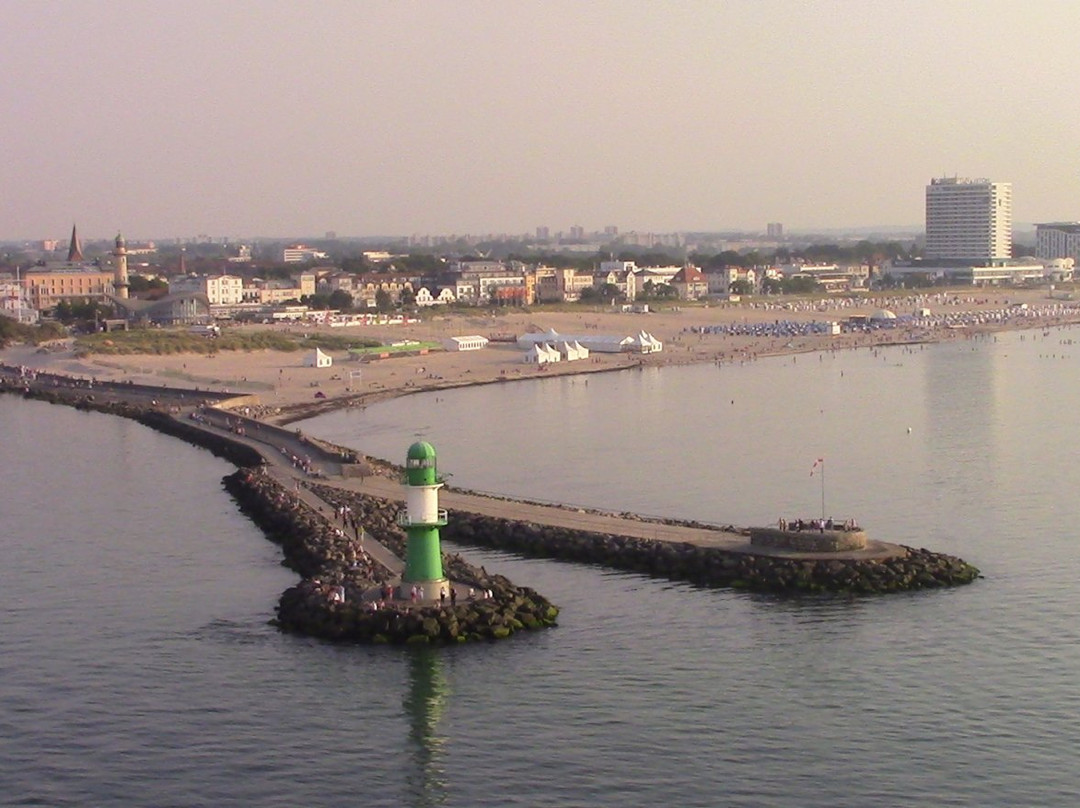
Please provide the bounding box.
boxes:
[443,513,980,595]
[227,471,560,644]
[2,380,560,645]
[305,485,980,594]
[1,381,265,468]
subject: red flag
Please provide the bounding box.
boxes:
[810,457,823,476]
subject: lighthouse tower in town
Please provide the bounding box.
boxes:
[113,233,129,299]
[398,441,448,596]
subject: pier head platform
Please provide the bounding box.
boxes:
[750,525,868,554]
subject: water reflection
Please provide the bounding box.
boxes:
[402,648,449,807]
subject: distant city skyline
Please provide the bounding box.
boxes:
[3,2,1079,241]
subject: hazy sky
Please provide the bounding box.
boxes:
[3,1,1079,241]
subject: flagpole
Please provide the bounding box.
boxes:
[820,458,826,522]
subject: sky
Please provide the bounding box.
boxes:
[3,0,1079,241]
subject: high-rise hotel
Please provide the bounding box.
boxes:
[925,177,1012,261]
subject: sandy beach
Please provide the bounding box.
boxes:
[4,288,1079,422]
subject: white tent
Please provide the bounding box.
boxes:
[869,309,897,322]
[524,342,561,364]
[627,331,664,353]
[519,328,654,354]
[304,347,333,368]
[557,340,588,361]
[517,328,562,348]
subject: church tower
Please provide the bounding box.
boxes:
[113,233,129,299]
[66,223,84,263]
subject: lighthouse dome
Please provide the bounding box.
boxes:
[405,440,438,485]
[407,441,437,461]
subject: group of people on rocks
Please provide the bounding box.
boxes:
[237,467,388,590]
[359,582,495,613]
[778,517,858,533]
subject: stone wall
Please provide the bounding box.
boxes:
[750,527,868,552]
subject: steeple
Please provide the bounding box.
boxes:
[66,223,84,262]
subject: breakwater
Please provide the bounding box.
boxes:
[316,485,979,594]
[228,470,560,644]
[444,513,979,593]
[0,377,266,468]
[3,371,980,607]
[1,376,560,644]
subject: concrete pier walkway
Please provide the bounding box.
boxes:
[191,406,906,562]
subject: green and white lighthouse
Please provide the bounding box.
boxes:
[398,441,448,594]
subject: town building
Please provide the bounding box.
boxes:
[245,273,316,306]
[352,273,421,307]
[447,261,528,305]
[628,266,681,299]
[706,267,758,295]
[1035,222,1080,263]
[925,177,1012,261]
[533,266,595,303]
[169,273,245,306]
[669,264,708,300]
[777,263,870,292]
[23,267,115,310]
[281,244,328,263]
[0,277,39,323]
[883,258,1044,285]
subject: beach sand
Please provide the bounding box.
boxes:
[4,288,1077,422]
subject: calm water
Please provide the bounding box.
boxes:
[4,327,1080,806]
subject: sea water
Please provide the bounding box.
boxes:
[3,326,1080,806]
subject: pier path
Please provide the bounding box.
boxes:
[193,406,904,562]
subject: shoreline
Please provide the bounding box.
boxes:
[273,314,1080,425]
[6,290,1080,427]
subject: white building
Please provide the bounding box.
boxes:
[1035,222,1080,263]
[0,279,38,323]
[169,274,245,306]
[303,348,332,368]
[282,244,328,263]
[443,335,489,351]
[925,177,1012,261]
[883,259,1044,285]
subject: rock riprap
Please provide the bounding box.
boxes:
[226,469,560,644]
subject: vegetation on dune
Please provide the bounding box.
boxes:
[0,318,67,348]
[74,329,384,356]
[348,341,440,355]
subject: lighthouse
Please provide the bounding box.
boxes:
[113,233,129,300]
[398,441,448,596]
